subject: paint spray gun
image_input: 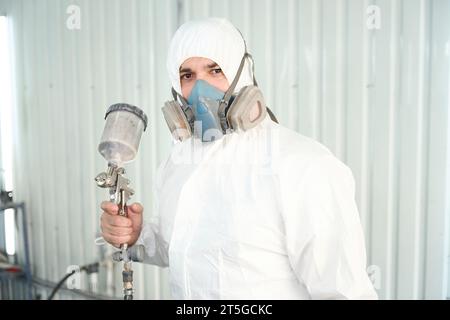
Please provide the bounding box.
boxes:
[95,103,148,300]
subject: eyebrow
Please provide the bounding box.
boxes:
[206,62,219,68]
[179,62,220,74]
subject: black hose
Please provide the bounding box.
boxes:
[47,270,76,300]
[47,262,100,300]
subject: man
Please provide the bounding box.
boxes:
[100,17,378,300]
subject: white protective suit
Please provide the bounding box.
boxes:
[135,18,378,300]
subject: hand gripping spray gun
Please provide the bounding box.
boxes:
[95,103,148,300]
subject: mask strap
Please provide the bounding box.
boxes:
[226,53,247,102]
[246,53,258,86]
[219,53,247,108]
[171,87,195,128]
[234,28,258,86]
[171,87,188,107]
[171,87,177,100]
[217,53,248,131]
[266,107,279,124]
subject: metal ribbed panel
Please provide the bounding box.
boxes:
[0,0,449,300]
[425,0,450,299]
[0,0,177,299]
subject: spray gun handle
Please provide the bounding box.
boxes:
[115,174,135,217]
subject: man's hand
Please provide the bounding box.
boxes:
[100,201,143,248]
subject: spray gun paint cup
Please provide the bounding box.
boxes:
[98,103,148,167]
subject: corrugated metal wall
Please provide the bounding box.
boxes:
[0,0,449,300]
[1,0,177,300]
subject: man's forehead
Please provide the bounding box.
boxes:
[179,57,219,71]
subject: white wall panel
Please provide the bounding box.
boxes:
[0,0,449,300]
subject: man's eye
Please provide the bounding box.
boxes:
[211,68,222,74]
[181,73,192,80]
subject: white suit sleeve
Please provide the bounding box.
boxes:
[133,160,170,268]
[134,219,169,267]
[279,154,378,299]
